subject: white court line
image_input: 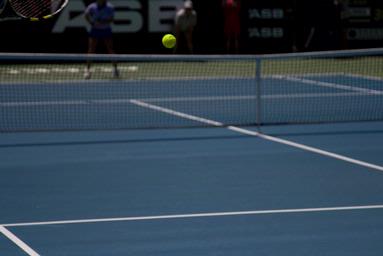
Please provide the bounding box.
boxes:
[130,99,223,127]
[265,72,342,78]
[130,100,383,173]
[342,73,383,83]
[0,72,340,86]
[0,100,88,107]
[0,226,40,256]
[228,126,383,172]
[0,92,374,107]
[2,205,383,228]
[272,75,383,95]
[138,92,368,103]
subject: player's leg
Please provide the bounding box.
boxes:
[85,37,98,79]
[233,31,240,54]
[226,36,231,53]
[185,29,194,54]
[173,28,181,54]
[233,21,240,53]
[104,38,119,78]
[104,38,115,54]
[234,36,239,53]
[224,24,232,53]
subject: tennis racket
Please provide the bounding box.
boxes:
[0,0,68,21]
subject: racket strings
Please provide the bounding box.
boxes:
[10,0,64,18]
[0,0,8,14]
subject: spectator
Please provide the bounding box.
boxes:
[84,0,119,79]
[222,0,241,53]
[174,0,197,54]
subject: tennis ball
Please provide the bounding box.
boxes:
[162,34,176,49]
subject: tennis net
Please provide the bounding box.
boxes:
[1,49,383,132]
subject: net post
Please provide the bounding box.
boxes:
[255,57,262,132]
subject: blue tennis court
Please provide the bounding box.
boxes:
[1,121,383,255]
[1,51,383,255]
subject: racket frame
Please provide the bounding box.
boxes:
[0,0,68,21]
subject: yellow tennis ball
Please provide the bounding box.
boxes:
[162,34,176,49]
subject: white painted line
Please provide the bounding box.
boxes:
[228,126,383,172]
[130,100,383,172]
[272,75,383,95]
[259,133,383,171]
[129,99,223,127]
[2,205,383,228]
[342,73,383,83]
[0,226,40,256]
[265,72,342,78]
[0,91,375,107]
[2,67,338,78]
[226,126,383,172]
[0,100,88,107]
[139,92,368,103]
[227,125,261,136]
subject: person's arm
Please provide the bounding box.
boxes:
[84,6,94,25]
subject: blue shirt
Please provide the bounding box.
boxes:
[85,2,114,30]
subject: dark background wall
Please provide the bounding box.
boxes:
[0,0,382,54]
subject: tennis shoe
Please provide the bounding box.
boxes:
[84,70,91,79]
[113,67,120,78]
